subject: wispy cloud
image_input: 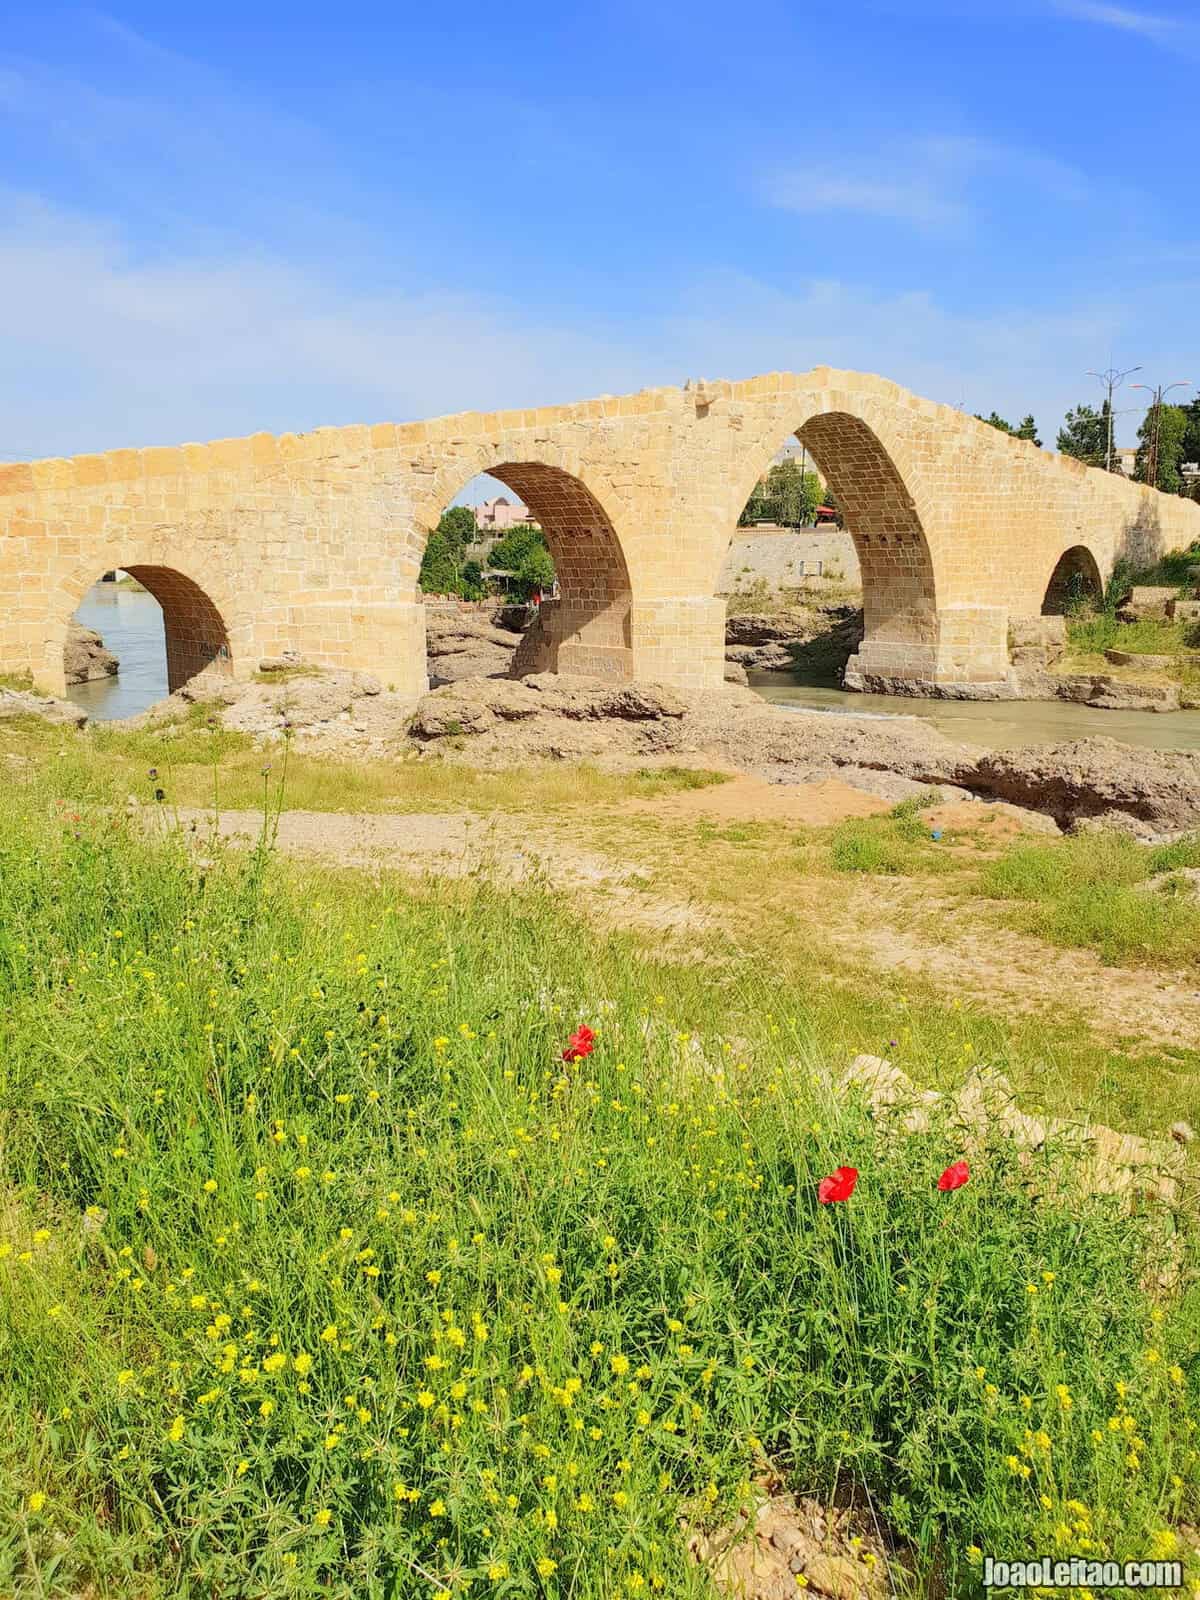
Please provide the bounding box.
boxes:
[1051,1,1200,53]
[759,135,1091,235]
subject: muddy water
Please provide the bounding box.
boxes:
[67,583,167,721]
[747,671,1200,752]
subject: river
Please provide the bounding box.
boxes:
[63,585,1200,750]
[747,670,1200,752]
[68,583,169,721]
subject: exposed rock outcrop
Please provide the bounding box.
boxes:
[13,655,1200,835]
[424,605,526,685]
[724,605,863,674]
[973,736,1200,833]
[0,689,87,727]
[64,623,119,685]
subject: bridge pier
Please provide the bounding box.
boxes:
[845,604,1013,697]
[629,596,726,691]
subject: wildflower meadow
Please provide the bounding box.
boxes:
[0,767,1197,1597]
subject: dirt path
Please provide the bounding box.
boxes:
[180,808,713,940]
[181,801,1200,1052]
[823,876,1200,1051]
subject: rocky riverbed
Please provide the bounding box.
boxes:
[10,657,1200,837]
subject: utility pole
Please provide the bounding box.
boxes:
[1087,364,1141,472]
[1130,381,1192,489]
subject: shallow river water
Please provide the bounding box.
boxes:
[63,585,1200,751]
[747,671,1200,752]
[68,584,169,720]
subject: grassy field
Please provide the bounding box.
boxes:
[0,708,728,815]
[1,755,1199,1597]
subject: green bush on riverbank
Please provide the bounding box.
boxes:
[0,777,1197,1597]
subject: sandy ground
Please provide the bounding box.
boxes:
[178,792,1200,1051]
[180,808,714,940]
[621,773,891,825]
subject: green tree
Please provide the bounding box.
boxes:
[489,523,549,573]
[438,504,478,554]
[1057,402,1112,468]
[516,544,556,597]
[1135,403,1189,495]
[417,505,483,596]
[738,460,822,527]
[418,529,461,595]
[1181,398,1200,476]
[974,411,1014,434]
[974,411,1040,445]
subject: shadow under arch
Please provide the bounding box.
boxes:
[442,461,634,681]
[791,411,939,686]
[1041,546,1103,615]
[78,565,233,696]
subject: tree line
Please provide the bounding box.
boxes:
[418,505,555,600]
[976,398,1200,497]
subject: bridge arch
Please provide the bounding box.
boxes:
[425,460,634,681]
[726,405,940,689]
[1041,544,1103,615]
[47,558,238,702]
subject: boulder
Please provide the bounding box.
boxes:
[1053,674,1180,712]
[724,612,809,646]
[64,623,118,684]
[974,737,1200,830]
[1119,586,1177,620]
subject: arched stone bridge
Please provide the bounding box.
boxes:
[3,368,1199,701]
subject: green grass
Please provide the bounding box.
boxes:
[826,795,955,877]
[1065,614,1193,661]
[0,713,729,816]
[977,832,1200,967]
[1,767,1198,1598]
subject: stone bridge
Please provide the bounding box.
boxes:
[3,368,1199,702]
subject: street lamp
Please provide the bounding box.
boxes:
[1087,364,1141,473]
[1129,381,1193,488]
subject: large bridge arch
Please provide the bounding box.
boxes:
[421,455,635,681]
[1041,544,1103,616]
[718,405,942,688]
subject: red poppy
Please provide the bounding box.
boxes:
[562,1025,596,1062]
[817,1165,859,1203]
[937,1160,970,1192]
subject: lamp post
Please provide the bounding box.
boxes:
[1129,381,1193,489]
[1087,364,1141,473]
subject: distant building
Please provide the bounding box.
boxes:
[474,496,539,532]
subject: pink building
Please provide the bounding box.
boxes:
[473,495,538,531]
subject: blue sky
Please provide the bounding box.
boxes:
[2,0,1198,468]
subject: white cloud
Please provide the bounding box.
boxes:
[759,135,1091,235]
[763,171,966,230]
[1,194,1193,463]
[1051,1,1200,52]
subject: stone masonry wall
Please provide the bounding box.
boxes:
[718,529,861,595]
